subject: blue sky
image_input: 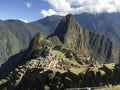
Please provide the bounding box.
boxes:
[0,0,50,22]
[0,0,120,22]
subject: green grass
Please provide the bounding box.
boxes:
[93,67,99,72]
[89,67,99,76]
[70,67,86,75]
[51,50,80,66]
[95,86,120,90]
[104,63,115,70]
[99,70,105,75]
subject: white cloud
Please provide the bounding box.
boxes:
[25,2,32,8]
[41,0,120,17]
[20,19,29,23]
[41,9,57,17]
[44,0,71,11]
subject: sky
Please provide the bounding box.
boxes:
[0,0,120,22]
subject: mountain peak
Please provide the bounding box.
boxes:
[51,14,80,43]
[62,14,77,25]
[49,14,119,63]
[28,32,46,50]
[65,14,75,21]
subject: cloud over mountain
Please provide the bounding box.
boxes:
[41,0,120,17]
[41,9,57,17]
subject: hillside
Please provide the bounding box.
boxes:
[0,19,53,65]
[35,15,62,34]
[1,13,120,66]
[75,13,120,47]
[0,14,119,78]
[49,14,119,63]
[36,13,120,47]
[1,46,120,90]
[0,14,120,89]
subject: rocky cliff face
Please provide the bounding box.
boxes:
[50,14,119,63]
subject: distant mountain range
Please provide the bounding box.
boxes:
[0,13,120,65]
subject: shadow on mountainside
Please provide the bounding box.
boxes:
[0,50,25,79]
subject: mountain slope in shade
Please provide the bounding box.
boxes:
[0,19,53,65]
[0,32,50,79]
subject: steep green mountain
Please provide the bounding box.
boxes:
[1,14,117,78]
[0,14,120,89]
[1,13,120,66]
[0,20,52,65]
[49,14,119,63]
[0,15,62,65]
[37,13,120,47]
[0,15,119,77]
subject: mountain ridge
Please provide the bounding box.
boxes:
[1,13,120,66]
[0,14,120,90]
[1,14,119,79]
[48,14,119,63]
